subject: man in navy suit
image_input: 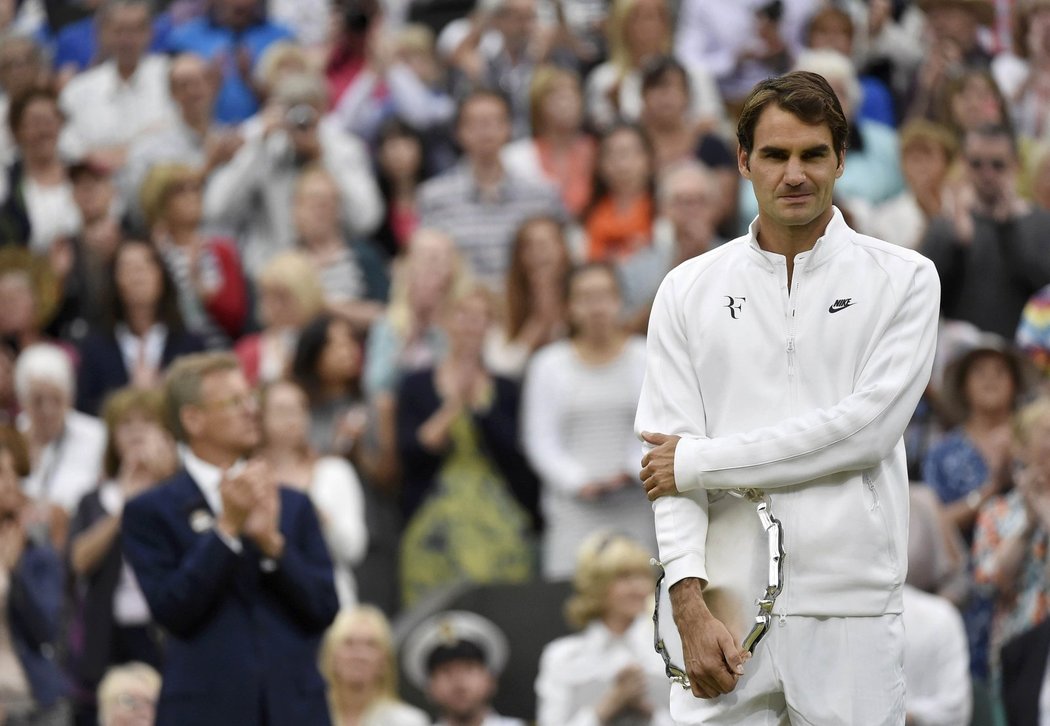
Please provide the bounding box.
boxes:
[121,352,338,725]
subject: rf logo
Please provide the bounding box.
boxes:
[724,296,746,319]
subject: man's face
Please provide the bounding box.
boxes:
[427,661,495,722]
[963,133,1016,209]
[456,97,511,160]
[170,57,215,121]
[104,4,153,69]
[186,369,261,455]
[662,171,716,234]
[739,105,843,235]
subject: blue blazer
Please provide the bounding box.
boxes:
[9,540,68,709]
[121,469,339,726]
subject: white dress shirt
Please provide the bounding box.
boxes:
[58,55,176,160]
[19,409,106,513]
[535,616,674,726]
[182,449,244,554]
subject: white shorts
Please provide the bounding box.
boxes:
[669,614,905,726]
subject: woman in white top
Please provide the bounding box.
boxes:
[522,262,656,579]
[535,532,673,726]
[258,379,368,606]
[0,88,80,252]
[320,606,430,726]
[584,0,723,134]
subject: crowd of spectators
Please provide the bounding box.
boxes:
[1,0,1050,723]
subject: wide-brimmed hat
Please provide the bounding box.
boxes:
[401,610,509,691]
[918,0,996,25]
[0,247,60,331]
[941,332,1039,423]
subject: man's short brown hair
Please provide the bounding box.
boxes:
[164,352,241,442]
[736,71,849,165]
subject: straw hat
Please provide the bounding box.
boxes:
[941,332,1039,423]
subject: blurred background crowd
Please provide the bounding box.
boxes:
[1,0,1050,723]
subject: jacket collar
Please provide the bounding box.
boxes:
[745,205,850,272]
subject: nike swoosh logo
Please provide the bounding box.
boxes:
[828,301,855,313]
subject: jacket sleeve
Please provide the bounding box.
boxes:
[310,459,368,569]
[534,642,601,726]
[633,274,711,587]
[9,543,64,649]
[120,492,241,638]
[259,491,339,634]
[321,125,383,236]
[673,257,940,492]
[202,129,268,226]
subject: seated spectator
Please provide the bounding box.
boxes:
[362,228,468,400]
[203,70,383,277]
[584,0,723,133]
[292,313,368,457]
[66,388,174,725]
[372,118,430,257]
[903,484,973,726]
[259,379,368,606]
[0,424,69,723]
[15,343,105,521]
[291,165,388,334]
[583,124,655,262]
[122,52,245,227]
[857,119,958,251]
[165,0,295,124]
[319,606,429,726]
[96,661,161,726]
[618,160,722,330]
[56,161,124,339]
[502,65,596,218]
[921,124,1050,339]
[75,240,205,416]
[332,20,456,144]
[235,250,325,386]
[485,216,570,379]
[441,0,548,139]
[992,1,1050,141]
[57,0,177,170]
[0,247,62,353]
[636,55,736,236]
[535,532,672,726]
[397,285,536,606]
[0,34,48,173]
[402,611,524,726]
[974,396,1050,675]
[140,163,248,347]
[417,89,563,290]
[522,263,655,579]
[0,88,81,254]
[803,5,896,126]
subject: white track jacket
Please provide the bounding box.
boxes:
[635,208,940,618]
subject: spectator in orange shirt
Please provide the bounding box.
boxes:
[584,124,655,262]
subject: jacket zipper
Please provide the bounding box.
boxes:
[864,471,880,510]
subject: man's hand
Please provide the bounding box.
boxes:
[640,432,681,501]
[670,578,748,699]
[217,461,266,537]
[242,471,284,559]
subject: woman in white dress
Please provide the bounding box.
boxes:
[320,606,430,726]
[258,379,368,606]
[522,262,656,579]
[535,532,673,726]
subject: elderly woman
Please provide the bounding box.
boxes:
[0,424,69,724]
[66,388,174,725]
[974,397,1050,676]
[535,532,671,726]
[96,662,161,726]
[259,379,368,606]
[235,251,325,386]
[15,343,106,520]
[140,163,248,347]
[320,607,429,726]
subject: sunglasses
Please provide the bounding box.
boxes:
[967,157,1009,172]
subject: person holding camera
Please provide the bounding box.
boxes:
[202,69,383,277]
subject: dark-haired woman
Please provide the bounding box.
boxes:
[75,240,205,416]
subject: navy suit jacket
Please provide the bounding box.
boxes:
[121,469,339,726]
